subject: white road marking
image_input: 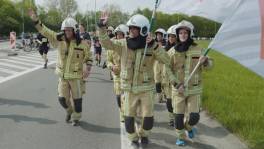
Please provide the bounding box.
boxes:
[8,57,43,64]
[0,67,20,74]
[0,59,38,67]
[0,51,57,84]
[0,61,56,84]
[17,55,46,61]
[0,62,31,70]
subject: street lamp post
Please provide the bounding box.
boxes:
[86,3,89,32]
[94,0,96,31]
[22,0,25,39]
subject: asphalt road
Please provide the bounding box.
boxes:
[0,53,249,149]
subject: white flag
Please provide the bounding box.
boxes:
[160,0,241,23]
[162,0,264,77]
[209,0,264,77]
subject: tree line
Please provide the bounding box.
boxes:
[0,0,221,38]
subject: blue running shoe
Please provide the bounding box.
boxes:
[176,139,185,146]
[188,128,197,139]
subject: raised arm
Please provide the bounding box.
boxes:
[28,9,58,48]
[97,12,123,54]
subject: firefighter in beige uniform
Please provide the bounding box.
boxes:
[98,14,176,148]
[104,26,115,79]
[79,24,92,95]
[106,24,129,122]
[167,20,212,146]
[153,28,167,103]
[29,10,93,126]
[162,25,178,127]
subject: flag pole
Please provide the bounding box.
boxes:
[140,0,161,68]
[184,48,211,86]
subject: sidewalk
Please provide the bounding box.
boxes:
[142,102,249,149]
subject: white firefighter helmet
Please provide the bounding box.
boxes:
[155,28,166,38]
[61,17,78,32]
[114,24,129,36]
[107,26,114,32]
[167,25,178,36]
[126,14,150,37]
[175,20,194,37]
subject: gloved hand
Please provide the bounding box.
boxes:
[174,82,185,94]
[56,32,65,41]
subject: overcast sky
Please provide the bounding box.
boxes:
[35,0,174,14]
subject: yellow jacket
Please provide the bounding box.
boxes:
[35,22,93,79]
[99,28,176,93]
[106,47,121,79]
[167,45,213,95]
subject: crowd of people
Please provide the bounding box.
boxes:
[28,8,212,148]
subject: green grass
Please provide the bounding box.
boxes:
[197,40,264,149]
